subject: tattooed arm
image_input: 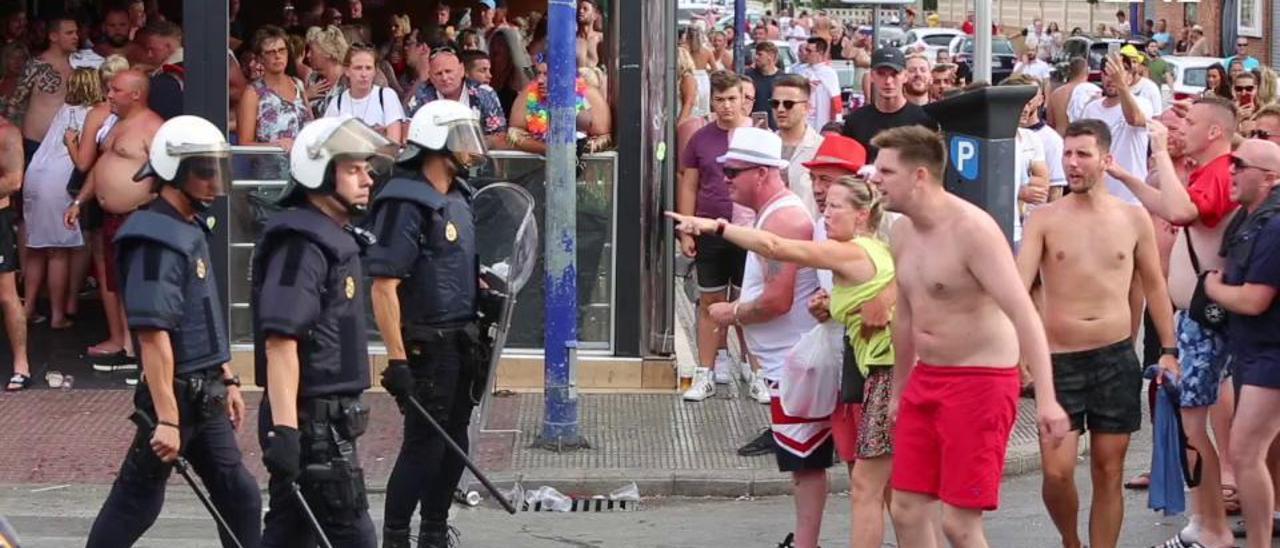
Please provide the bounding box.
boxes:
[8,60,40,121]
[731,207,814,325]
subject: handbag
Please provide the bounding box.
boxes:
[1184,229,1227,331]
[840,333,866,404]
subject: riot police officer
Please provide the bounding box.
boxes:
[253,116,394,548]
[367,99,488,548]
[86,115,262,548]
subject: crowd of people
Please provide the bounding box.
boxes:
[0,0,618,393]
[674,10,1280,548]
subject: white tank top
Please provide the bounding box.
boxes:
[739,193,820,382]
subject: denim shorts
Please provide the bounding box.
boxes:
[1176,311,1229,408]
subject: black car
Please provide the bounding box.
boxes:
[952,36,1016,85]
[1053,35,1148,83]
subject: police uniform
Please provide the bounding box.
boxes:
[368,173,483,541]
[86,197,262,548]
[253,202,377,547]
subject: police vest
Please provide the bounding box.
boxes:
[251,207,371,397]
[373,177,478,327]
[114,210,230,375]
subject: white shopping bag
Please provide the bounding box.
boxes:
[779,322,844,418]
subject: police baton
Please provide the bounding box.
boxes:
[131,411,246,548]
[402,394,519,514]
[290,483,334,548]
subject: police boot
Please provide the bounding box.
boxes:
[382,526,411,548]
[417,523,459,548]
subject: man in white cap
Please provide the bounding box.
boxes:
[674,127,826,547]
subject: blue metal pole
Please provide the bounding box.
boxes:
[537,0,586,449]
[733,0,746,74]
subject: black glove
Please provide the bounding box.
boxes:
[381,359,415,400]
[263,425,302,483]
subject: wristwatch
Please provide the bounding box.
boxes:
[1160,347,1179,359]
[222,374,242,388]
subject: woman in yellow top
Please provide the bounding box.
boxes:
[668,177,896,548]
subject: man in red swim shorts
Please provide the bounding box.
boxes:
[868,126,1070,547]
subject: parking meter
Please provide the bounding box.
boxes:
[923,85,1037,243]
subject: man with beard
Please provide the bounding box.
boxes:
[95,8,133,59]
[577,0,605,93]
[902,54,931,106]
[13,17,76,165]
[929,64,957,102]
[142,20,184,120]
[1080,53,1150,204]
[1017,119,1180,548]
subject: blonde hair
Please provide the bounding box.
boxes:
[99,54,129,88]
[305,25,349,65]
[833,176,885,238]
[1257,66,1278,108]
[66,67,103,106]
[390,14,411,36]
[677,46,695,79]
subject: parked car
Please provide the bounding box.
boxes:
[1053,35,1146,83]
[856,25,907,49]
[1161,56,1221,102]
[900,28,963,59]
[948,35,1017,85]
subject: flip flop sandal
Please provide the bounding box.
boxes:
[5,373,31,391]
[1153,533,1207,548]
[1125,472,1152,490]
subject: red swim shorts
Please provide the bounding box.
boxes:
[101,211,131,293]
[890,363,1020,511]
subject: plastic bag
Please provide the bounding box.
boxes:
[779,322,844,418]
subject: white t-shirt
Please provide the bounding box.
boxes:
[1067,82,1102,123]
[1015,59,1053,81]
[1132,77,1164,116]
[792,63,841,129]
[1081,98,1152,204]
[322,86,407,130]
[1032,123,1066,186]
[1013,127,1046,243]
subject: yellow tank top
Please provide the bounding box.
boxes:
[828,237,895,376]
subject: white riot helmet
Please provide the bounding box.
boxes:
[283,116,395,213]
[133,115,232,212]
[399,99,488,170]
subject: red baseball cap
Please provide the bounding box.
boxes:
[801,134,867,174]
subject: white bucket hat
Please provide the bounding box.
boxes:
[715,127,789,169]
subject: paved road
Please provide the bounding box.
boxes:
[6,427,1278,547]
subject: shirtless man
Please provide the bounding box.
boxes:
[0,119,28,391]
[868,126,1070,547]
[64,70,163,373]
[1048,58,1090,135]
[576,0,603,70]
[12,16,76,164]
[1017,119,1180,548]
[94,8,133,59]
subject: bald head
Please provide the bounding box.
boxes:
[1236,139,1280,172]
[429,51,464,99]
[107,69,151,115]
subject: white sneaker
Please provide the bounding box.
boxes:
[682,369,716,402]
[713,352,735,384]
[749,375,771,405]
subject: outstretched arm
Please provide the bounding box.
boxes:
[666,211,869,281]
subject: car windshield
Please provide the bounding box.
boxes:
[1183,66,1208,87]
[961,38,1014,55]
[924,34,954,46]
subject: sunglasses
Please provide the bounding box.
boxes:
[722,165,761,180]
[1250,129,1275,140]
[429,46,457,59]
[769,99,802,110]
[1230,154,1274,173]
[1236,85,1256,93]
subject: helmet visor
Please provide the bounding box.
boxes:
[177,156,232,199]
[310,117,398,172]
[444,120,488,168]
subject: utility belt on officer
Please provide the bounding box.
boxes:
[162,367,229,423]
[297,394,370,524]
[403,321,491,402]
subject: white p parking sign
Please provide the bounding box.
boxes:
[950,135,980,181]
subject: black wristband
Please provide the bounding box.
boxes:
[222,375,241,387]
[389,358,410,368]
[1160,347,1179,358]
[158,420,179,429]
